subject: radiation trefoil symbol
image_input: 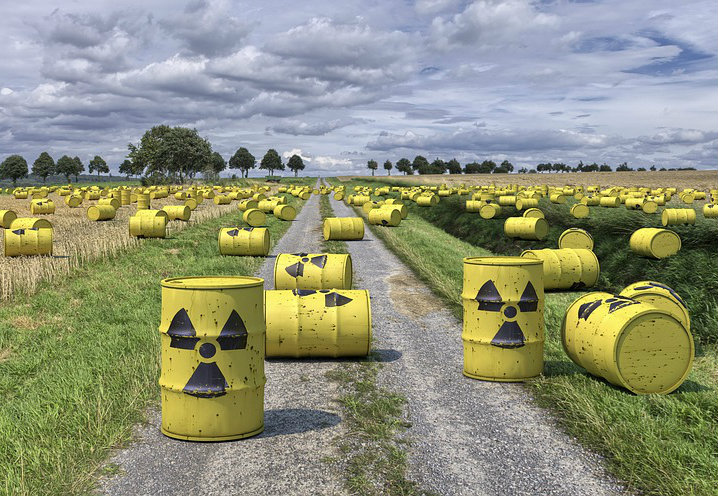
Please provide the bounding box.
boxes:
[474,280,538,349]
[578,295,638,320]
[632,281,686,308]
[226,227,254,236]
[167,308,248,398]
[285,253,327,278]
[292,289,352,307]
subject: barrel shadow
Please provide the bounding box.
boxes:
[542,359,582,377]
[261,408,341,438]
[673,379,711,394]
[265,349,402,364]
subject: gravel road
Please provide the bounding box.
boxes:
[100,184,348,496]
[328,196,623,496]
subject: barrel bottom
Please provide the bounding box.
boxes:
[462,370,539,382]
[161,424,264,442]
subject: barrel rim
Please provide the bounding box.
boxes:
[463,256,543,266]
[161,276,265,289]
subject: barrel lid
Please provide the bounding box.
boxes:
[161,276,264,289]
[463,256,543,266]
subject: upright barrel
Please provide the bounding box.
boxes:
[218,227,270,256]
[136,193,151,210]
[561,292,694,394]
[274,253,352,290]
[461,257,544,381]
[265,289,371,357]
[159,276,265,441]
[323,217,364,240]
[629,228,681,259]
[520,248,599,290]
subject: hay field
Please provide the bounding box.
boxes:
[341,170,717,190]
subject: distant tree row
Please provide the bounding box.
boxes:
[367,156,695,175]
[0,152,110,185]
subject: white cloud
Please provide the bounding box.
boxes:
[282,148,311,162]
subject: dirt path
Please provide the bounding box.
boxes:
[101,183,348,496]
[329,196,624,496]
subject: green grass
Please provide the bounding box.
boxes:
[330,178,718,496]
[0,196,304,495]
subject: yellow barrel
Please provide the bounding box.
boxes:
[218,227,270,256]
[273,204,296,221]
[87,205,116,221]
[662,208,696,226]
[13,191,28,199]
[629,228,681,259]
[619,281,690,331]
[323,217,364,240]
[570,203,590,218]
[642,200,658,214]
[352,195,371,206]
[466,200,484,212]
[514,198,538,210]
[561,292,693,394]
[137,193,151,210]
[333,192,344,201]
[99,197,121,210]
[522,208,544,219]
[185,198,198,210]
[520,248,599,290]
[416,195,438,207]
[702,204,718,218]
[4,227,53,256]
[274,253,352,290]
[10,217,52,230]
[380,203,408,219]
[361,201,381,214]
[558,228,594,250]
[243,208,266,227]
[159,276,265,441]
[30,199,55,215]
[549,193,566,204]
[624,198,644,210]
[461,257,544,381]
[503,217,548,240]
[0,210,17,228]
[498,195,516,206]
[129,210,167,238]
[599,196,620,207]
[368,208,401,227]
[163,205,191,221]
[174,191,187,200]
[265,289,371,357]
[120,189,131,206]
[238,199,258,211]
[214,195,231,205]
[581,196,600,206]
[479,203,501,219]
[65,195,83,208]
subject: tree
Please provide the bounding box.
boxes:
[536,163,550,173]
[396,158,412,175]
[616,162,633,172]
[0,155,28,185]
[210,152,226,174]
[88,155,109,176]
[477,160,496,173]
[412,155,429,171]
[464,162,481,174]
[650,165,657,171]
[500,159,514,173]
[260,149,283,177]
[383,160,393,175]
[128,125,212,182]
[32,152,55,182]
[599,163,612,172]
[431,158,446,174]
[56,155,75,182]
[367,159,378,176]
[72,156,85,182]
[446,158,462,174]
[518,167,528,174]
[637,167,646,171]
[493,166,509,173]
[229,147,256,178]
[287,154,305,177]
[119,159,134,178]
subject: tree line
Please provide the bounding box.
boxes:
[368,156,696,175]
[0,153,110,185]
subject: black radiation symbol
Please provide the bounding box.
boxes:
[292,289,353,307]
[11,228,39,235]
[166,308,248,398]
[285,253,327,278]
[474,280,538,349]
[578,295,638,321]
[227,227,254,236]
[632,281,687,308]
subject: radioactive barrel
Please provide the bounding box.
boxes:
[30,199,55,215]
[461,257,544,381]
[99,197,121,210]
[479,203,501,219]
[570,203,590,218]
[87,205,116,221]
[238,199,258,211]
[662,208,696,226]
[368,208,401,226]
[703,204,718,218]
[243,208,266,227]
[265,289,371,357]
[0,210,17,228]
[629,228,681,259]
[218,227,270,256]
[274,253,352,290]
[504,217,548,240]
[65,195,83,208]
[561,292,694,394]
[323,217,364,240]
[163,205,192,221]
[520,248,599,290]
[558,228,594,250]
[4,227,53,256]
[522,208,544,219]
[380,203,408,219]
[619,281,690,330]
[129,210,167,238]
[273,204,296,221]
[159,276,265,441]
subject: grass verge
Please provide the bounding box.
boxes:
[0,195,304,496]
[319,191,432,495]
[329,178,718,496]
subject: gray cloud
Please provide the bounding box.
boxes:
[267,118,367,136]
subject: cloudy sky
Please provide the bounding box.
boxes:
[0,0,716,176]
